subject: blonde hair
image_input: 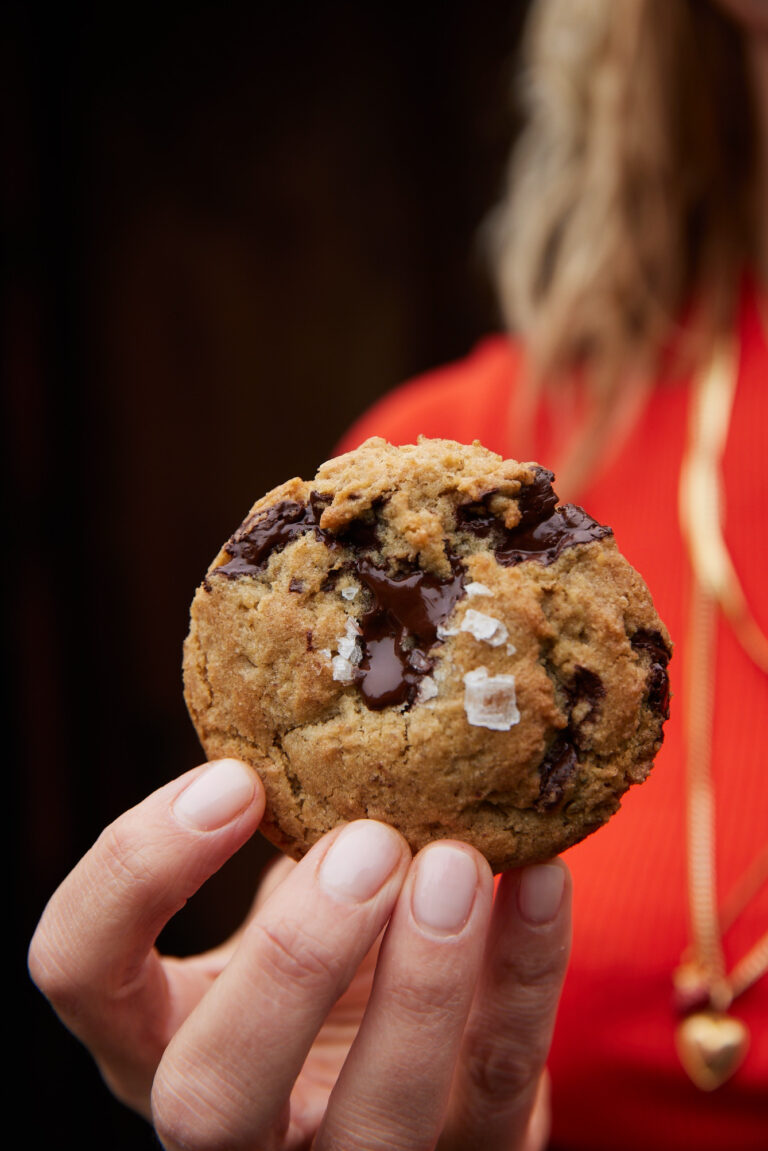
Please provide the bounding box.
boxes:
[494,0,758,402]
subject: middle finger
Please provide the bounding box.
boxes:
[315,841,494,1151]
[151,819,410,1151]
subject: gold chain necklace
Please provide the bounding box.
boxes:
[674,336,768,1091]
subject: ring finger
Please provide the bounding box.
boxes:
[314,841,494,1151]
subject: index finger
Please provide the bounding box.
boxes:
[28,760,264,1088]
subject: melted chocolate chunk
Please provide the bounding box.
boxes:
[457,473,612,567]
[566,667,605,731]
[320,567,343,592]
[355,622,432,711]
[215,499,325,577]
[516,466,558,526]
[356,558,465,646]
[455,503,496,537]
[354,556,466,710]
[309,490,332,517]
[536,736,579,810]
[214,490,377,580]
[495,505,613,566]
[457,467,559,536]
[334,510,381,551]
[647,664,670,719]
[569,666,604,708]
[535,668,602,810]
[631,629,671,719]
[630,629,670,665]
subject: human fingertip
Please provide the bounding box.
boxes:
[411,844,480,935]
[517,861,566,926]
[319,820,406,902]
[172,758,261,832]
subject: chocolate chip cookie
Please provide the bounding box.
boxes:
[183,437,671,871]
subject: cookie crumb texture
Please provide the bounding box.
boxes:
[184,437,671,871]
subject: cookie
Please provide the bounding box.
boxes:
[183,437,671,871]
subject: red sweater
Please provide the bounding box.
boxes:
[336,289,768,1149]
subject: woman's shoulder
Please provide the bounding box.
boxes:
[335,335,522,455]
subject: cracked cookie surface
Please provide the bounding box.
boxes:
[183,436,671,870]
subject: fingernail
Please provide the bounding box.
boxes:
[173,759,256,831]
[518,864,565,925]
[412,845,478,934]
[319,821,403,902]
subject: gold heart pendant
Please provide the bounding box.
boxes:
[675,1011,750,1090]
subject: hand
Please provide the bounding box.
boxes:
[29,758,571,1150]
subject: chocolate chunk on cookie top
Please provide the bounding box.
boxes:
[183,437,671,871]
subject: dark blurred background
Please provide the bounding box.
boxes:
[8,1,529,1143]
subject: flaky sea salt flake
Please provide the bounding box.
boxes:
[337,617,363,664]
[463,666,520,731]
[337,635,361,662]
[332,655,357,684]
[465,581,493,597]
[460,609,509,647]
